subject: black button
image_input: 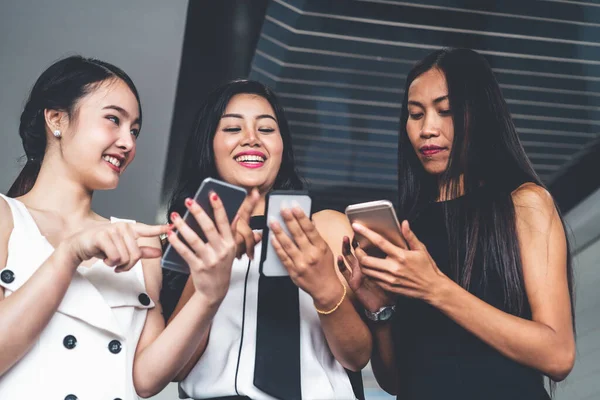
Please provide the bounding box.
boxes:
[138,293,150,306]
[63,335,77,350]
[108,340,122,354]
[1,269,14,284]
[114,398,122,400]
[65,395,77,400]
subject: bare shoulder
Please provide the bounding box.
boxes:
[313,209,352,237]
[512,183,556,213]
[511,183,558,231]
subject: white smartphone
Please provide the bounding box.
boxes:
[260,191,312,277]
[345,200,408,255]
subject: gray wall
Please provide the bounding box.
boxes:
[557,188,600,400]
[0,3,187,398]
[0,0,187,224]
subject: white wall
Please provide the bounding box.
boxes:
[0,0,187,224]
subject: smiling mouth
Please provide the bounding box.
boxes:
[102,155,123,172]
[234,154,266,168]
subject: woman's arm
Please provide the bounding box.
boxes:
[132,237,220,398]
[0,197,80,375]
[429,184,574,380]
[133,192,258,395]
[270,208,372,371]
[354,183,575,382]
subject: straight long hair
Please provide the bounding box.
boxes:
[397,49,574,389]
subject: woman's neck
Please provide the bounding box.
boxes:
[436,174,465,201]
[19,159,95,222]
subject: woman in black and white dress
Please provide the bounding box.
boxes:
[163,79,371,400]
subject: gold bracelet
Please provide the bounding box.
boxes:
[315,283,347,315]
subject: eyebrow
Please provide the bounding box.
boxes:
[221,113,277,122]
[407,95,449,107]
[102,105,141,125]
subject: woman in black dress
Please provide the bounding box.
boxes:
[339,48,575,400]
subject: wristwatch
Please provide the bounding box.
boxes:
[364,305,396,322]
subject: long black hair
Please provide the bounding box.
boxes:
[161,80,304,320]
[167,79,304,220]
[398,48,574,386]
[7,55,141,197]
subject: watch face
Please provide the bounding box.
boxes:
[379,307,394,321]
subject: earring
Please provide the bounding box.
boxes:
[53,130,61,138]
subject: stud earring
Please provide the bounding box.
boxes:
[53,130,61,138]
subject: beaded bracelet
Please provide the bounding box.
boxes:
[315,284,347,315]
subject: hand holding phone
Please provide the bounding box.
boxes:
[162,178,247,273]
[345,200,408,257]
[261,191,312,277]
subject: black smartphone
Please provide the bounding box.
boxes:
[161,177,247,274]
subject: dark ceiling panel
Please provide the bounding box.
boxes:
[250,0,600,212]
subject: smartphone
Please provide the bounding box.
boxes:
[345,200,407,256]
[260,191,312,277]
[161,177,247,274]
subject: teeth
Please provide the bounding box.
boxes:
[102,155,121,168]
[235,155,265,163]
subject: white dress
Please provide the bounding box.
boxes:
[179,236,356,400]
[0,194,154,400]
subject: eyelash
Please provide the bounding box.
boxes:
[223,127,276,133]
[408,110,451,120]
[106,115,140,138]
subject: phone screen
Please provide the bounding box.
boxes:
[161,178,247,273]
[260,191,312,277]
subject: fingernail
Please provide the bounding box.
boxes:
[185,198,193,207]
[352,223,363,231]
[268,216,277,226]
[210,192,219,202]
[170,212,179,221]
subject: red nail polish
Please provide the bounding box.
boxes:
[167,230,173,237]
[185,198,193,207]
[211,192,219,201]
[170,212,179,221]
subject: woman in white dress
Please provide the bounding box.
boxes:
[0,56,258,400]
[163,80,372,400]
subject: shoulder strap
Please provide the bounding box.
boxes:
[0,193,42,235]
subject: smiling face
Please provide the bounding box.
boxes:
[406,68,455,176]
[51,78,141,190]
[213,93,284,193]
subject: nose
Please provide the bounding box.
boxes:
[241,125,261,147]
[115,129,135,153]
[420,114,441,139]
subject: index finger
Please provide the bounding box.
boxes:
[352,223,399,256]
[290,206,322,246]
[132,222,171,238]
[233,188,260,229]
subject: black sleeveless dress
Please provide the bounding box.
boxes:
[392,191,550,400]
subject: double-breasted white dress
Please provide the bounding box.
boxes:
[0,193,154,400]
